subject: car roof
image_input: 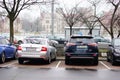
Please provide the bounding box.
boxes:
[25,37,49,41]
[70,35,93,38]
[113,38,120,40]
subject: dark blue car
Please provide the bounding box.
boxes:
[0,37,17,63]
[64,35,99,65]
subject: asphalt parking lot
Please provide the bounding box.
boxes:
[0,59,120,70]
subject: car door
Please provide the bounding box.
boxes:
[48,40,56,59]
[3,39,16,58]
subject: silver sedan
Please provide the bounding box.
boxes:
[17,38,57,64]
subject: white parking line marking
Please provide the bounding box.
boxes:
[100,61,111,70]
[56,61,61,68]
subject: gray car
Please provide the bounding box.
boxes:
[17,38,57,64]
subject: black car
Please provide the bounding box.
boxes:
[64,35,99,65]
[107,38,120,65]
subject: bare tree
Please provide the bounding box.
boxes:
[84,0,100,35]
[116,16,120,37]
[58,4,81,36]
[96,0,120,39]
[78,7,98,35]
[0,0,50,43]
[0,11,6,34]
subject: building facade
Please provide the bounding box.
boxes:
[39,10,65,35]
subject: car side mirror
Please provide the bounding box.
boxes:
[64,41,68,46]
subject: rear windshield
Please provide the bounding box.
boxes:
[23,39,46,45]
[69,38,94,44]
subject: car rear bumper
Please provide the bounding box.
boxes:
[65,53,98,60]
[17,52,48,60]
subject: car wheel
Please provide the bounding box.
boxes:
[111,55,116,65]
[93,57,98,65]
[18,58,24,64]
[13,51,18,60]
[0,52,6,63]
[65,56,70,65]
[93,60,98,65]
[53,55,56,61]
[107,58,110,62]
[107,52,110,62]
[107,56,110,62]
[46,55,51,64]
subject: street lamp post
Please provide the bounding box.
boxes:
[51,0,54,36]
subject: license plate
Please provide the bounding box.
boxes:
[77,46,87,49]
[26,47,36,51]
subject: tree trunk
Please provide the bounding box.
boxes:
[110,33,114,40]
[88,29,92,35]
[70,26,72,36]
[117,30,120,38]
[9,18,14,43]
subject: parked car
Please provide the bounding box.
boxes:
[0,37,17,63]
[64,35,99,65]
[47,35,66,44]
[94,36,111,49]
[26,36,58,47]
[107,38,120,65]
[17,38,57,64]
[2,35,25,44]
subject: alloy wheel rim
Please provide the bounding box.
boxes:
[2,53,5,63]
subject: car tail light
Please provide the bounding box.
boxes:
[66,53,71,56]
[14,40,17,44]
[93,53,97,56]
[66,43,76,46]
[17,46,22,50]
[88,43,97,46]
[41,47,47,51]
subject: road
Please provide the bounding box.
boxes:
[0,60,120,80]
[0,60,120,70]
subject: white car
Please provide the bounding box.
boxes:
[17,38,57,64]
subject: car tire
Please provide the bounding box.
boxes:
[65,56,70,65]
[0,52,6,63]
[46,55,51,64]
[107,57,110,62]
[111,55,116,65]
[107,52,110,62]
[107,58,110,62]
[18,58,24,64]
[13,51,18,60]
[93,57,98,65]
[93,60,98,65]
[53,55,56,61]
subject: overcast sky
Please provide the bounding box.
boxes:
[19,0,112,21]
